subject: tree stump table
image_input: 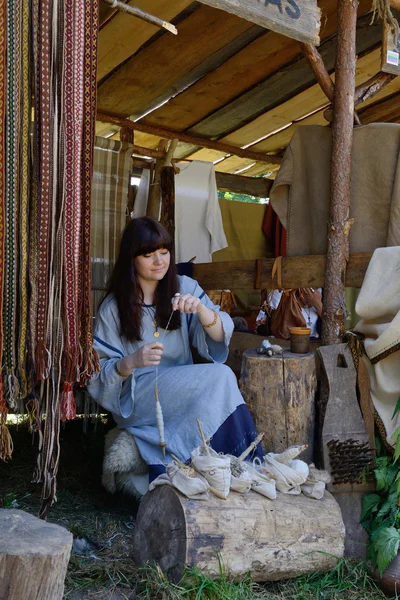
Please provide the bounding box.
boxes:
[0,509,73,600]
[240,350,317,462]
[133,486,345,582]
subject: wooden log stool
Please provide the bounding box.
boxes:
[240,350,317,462]
[133,486,345,582]
[0,508,73,600]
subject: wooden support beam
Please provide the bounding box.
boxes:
[163,139,179,166]
[132,145,165,159]
[216,172,273,197]
[131,155,274,198]
[299,42,335,101]
[147,139,168,219]
[324,71,396,122]
[192,252,372,291]
[160,167,175,239]
[101,0,178,35]
[96,111,282,165]
[321,0,358,345]
[132,158,155,171]
[299,42,361,125]
[354,71,397,105]
[120,125,134,144]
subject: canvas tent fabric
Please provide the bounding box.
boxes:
[270,124,400,256]
[354,246,400,447]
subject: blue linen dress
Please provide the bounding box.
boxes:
[88,275,262,479]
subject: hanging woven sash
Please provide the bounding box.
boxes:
[60,0,83,421]
[26,0,42,433]
[0,0,12,461]
[38,0,64,518]
[17,0,31,401]
[34,0,53,383]
[79,0,100,384]
[4,0,22,408]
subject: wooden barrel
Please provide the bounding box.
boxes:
[133,486,345,582]
[240,350,317,462]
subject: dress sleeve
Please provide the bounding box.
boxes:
[86,297,136,419]
[182,276,233,363]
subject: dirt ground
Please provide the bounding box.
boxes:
[0,418,141,599]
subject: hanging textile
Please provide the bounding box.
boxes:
[134,161,228,263]
[0,0,100,516]
[4,0,22,407]
[270,124,400,256]
[91,136,132,317]
[0,0,12,461]
[262,201,287,258]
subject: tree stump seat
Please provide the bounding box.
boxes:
[0,509,73,600]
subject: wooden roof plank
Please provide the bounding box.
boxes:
[141,0,364,131]
[186,148,227,162]
[359,91,400,122]
[214,156,256,173]
[251,47,382,152]
[132,25,265,121]
[185,13,381,142]
[97,5,255,117]
[97,0,193,81]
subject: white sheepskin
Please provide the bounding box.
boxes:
[102,428,148,497]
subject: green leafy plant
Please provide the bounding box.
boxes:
[361,397,400,574]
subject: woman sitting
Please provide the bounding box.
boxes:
[88,217,262,494]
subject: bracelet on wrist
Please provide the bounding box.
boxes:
[115,360,132,378]
[202,310,219,329]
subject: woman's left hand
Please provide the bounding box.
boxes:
[172,293,203,314]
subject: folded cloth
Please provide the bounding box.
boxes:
[354,246,400,446]
[270,124,400,256]
[149,461,210,500]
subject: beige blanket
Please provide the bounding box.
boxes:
[354,247,400,446]
[270,124,400,256]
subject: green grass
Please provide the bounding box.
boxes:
[64,557,388,599]
[0,421,391,600]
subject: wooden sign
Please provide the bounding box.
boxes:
[381,17,400,75]
[198,0,321,44]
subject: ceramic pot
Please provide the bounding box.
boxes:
[289,327,311,354]
[368,554,400,597]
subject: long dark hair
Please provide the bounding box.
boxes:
[105,217,180,341]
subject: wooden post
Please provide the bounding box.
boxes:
[147,139,168,220]
[299,42,360,125]
[321,0,358,345]
[240,350,317,463]
[160,167,175,239]
[120,126,134,144]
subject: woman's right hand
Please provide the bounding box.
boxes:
[131,342,164,368]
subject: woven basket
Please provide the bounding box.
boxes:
[205,290,237,314]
